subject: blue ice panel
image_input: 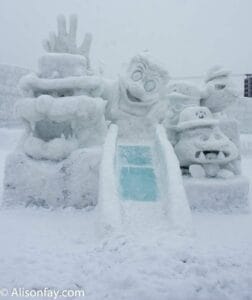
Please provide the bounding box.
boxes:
[118,145,152,166]
[120,166,157,202]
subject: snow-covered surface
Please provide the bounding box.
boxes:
[0,129,252,300]
[98,124,121,233]
[4,146,102,208]
[20,73,103,97]
[38,54,88,78]
[201,66,238,113]
[184,176,249,212]
[226,97,252,134]
[155,125,192,233]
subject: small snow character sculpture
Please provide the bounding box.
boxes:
[201,65,238,113]
[17,15,107,161]
[165,82,201,126]
[163,82,201,144]
[103,52,169,139]
[174,106,239,179]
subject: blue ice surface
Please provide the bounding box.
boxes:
[118,145,152,166]
[120,167,158,202]
[118,145,158,202]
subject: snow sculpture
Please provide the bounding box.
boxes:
[201,65,238,113]
[16,15,106,161]
[174,106,249,212]
[174,106,239,178]
[4,15,107,208]
[163,82,201,144]
[3,14,249,213]
[43,14,92,68]
[103,53,169,139]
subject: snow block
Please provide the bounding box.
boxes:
[184,176,250,213]
[3,148,102,208]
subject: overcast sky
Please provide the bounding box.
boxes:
[0,0,251,81]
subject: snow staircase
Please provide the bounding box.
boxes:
[98,124,192,235]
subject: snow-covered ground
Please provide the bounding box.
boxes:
[0,128,252,300]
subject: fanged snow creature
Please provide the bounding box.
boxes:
[174,106,239,179]
[17,15,107,161]
[102,53,169,139]
[201,65,238,113]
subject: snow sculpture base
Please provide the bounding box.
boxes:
[184,176,250,213]
[3,148,101,208]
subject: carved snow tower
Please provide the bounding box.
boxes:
[3,15,107,208]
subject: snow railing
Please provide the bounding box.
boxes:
[155,124,192,234]
[97,124,121,233]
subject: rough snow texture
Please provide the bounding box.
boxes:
[1,126,252,300]
[174,107,239,178]
[20,72,103,98]
[165,81,201,127]
[3,148,101,208]
[226,97,252,134]
[0,64,29,127]
[155,124,192,233]
[97,124,121,233]
[16,95,107,160]
[240,134,252,156]
[184,176,250,213]
[103,53,169,140]
[43,15,92,66]
[201,66,238,113]
[38,54,88,78]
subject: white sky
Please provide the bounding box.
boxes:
[0,0,251,83]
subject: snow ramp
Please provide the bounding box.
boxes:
[98,124,192,235]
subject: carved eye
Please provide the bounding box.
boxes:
[144,80,156,92]
[215,84,226,90]
[200,134,209,141]
[131,70,143,81]
[196,111,207,119]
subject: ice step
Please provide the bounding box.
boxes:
[117,145,158,202]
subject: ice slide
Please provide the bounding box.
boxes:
[98,124,192,235]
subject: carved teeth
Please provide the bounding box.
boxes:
[218,151,225,160]
[199,151,205,160]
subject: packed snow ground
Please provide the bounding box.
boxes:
[0,128,252,300]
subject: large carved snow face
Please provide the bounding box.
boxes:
[174,126,238,167]
[119,56,168,115]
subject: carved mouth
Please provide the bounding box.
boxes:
[16,95,105,160]
[195,150,230,161]
[34,119,74,142]
[126,89,142,103]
